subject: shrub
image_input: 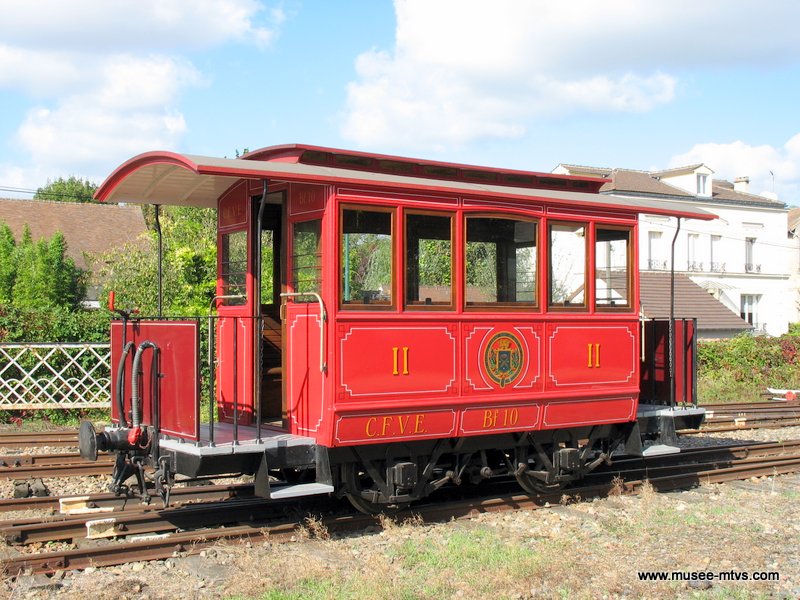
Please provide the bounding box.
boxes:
[697,332,800,403]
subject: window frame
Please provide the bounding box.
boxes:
[339,203,397,311]
[593,224,633,312]
[219,228,248,306]
[740,293,760,326]
[404,209,456,311]
[697,173,708,195]
[463,213,540,312]
[547,220,589,312]
[290,217,323,301]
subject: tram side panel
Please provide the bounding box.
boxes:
[110,320,201,441]
[639,318,698,407]
[329,316,641,447]
[542,321,640,428]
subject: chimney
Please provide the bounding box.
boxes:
[734,176,750,193]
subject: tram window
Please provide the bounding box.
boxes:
[220,230,247,305]
[292,219,322,300]
[548,222,587,308]
[595,227,631,309]
[405,213,453,308]
[465,217,537,307]
[341,208,393,307]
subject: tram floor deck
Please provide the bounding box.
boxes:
[159,422,316,458]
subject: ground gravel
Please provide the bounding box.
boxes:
[2,426,799,599]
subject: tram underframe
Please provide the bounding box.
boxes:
[329,424,630,513]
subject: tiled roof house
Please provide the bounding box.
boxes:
[0,198,148,304]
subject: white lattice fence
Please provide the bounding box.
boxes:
[0,343,111,410]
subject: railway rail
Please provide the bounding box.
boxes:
[685,399,800,433]
[0,431,83,449]
[3,439,800,577]
[0,399,799,478]
[0,452,115,480]
[0,440,796,545]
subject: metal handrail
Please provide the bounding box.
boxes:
[280,292,327,373]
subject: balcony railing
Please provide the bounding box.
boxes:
[648,259,667,270]
[710,262,726,273]
[687,261,704,272]
[745,263,761,274]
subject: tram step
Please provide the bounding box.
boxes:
[642,444,681,457]
[269,482,335,500]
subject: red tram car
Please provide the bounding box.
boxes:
[79,145,712,512]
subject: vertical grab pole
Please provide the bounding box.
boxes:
[233,316,239,445]
[669,217,681,408]
[154,204,163,318]
[254,180,269,444]
[208,312,216,447]
[691,317,698,406]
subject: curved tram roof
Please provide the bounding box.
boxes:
[95,145,714,221]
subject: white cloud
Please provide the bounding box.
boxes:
[0,1,283,190]
[1,50,203,183]
[0,0,282,52]
[342,0,800,150]
[670,135,800,203]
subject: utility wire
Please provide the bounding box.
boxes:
[0,184,95,202]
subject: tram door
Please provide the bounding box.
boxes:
[257,201,284,426]
[217,186,254,425]
[283,184,326,436]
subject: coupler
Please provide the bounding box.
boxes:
[78,421,150,461]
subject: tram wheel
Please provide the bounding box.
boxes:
[514,445,567,495]
[515,470,567,495]
[340,462,410,515]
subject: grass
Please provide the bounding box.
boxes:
[230,488,786,599]
[38,474,797,599]
[391,527,548,597]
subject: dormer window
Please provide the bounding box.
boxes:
[697,173,708,195]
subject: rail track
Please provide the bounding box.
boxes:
[0,431,83,449]
[687,398,800,433]
[2,439,800,578]
[0,452,115,479]
[0,399,797,479]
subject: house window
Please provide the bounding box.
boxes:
[740,294,760,327]
[710,235,724,272]
[745,237,758,273]
[697,174,708,195]
[687,233,701,271]
[647,231,664,270]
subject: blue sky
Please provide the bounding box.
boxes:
[1,0,800,204]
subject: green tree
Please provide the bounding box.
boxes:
[34,176,98,203]
[0,223,16,303]
[10,226,85,309]
[92,206,217,316]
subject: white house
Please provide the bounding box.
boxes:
[553,163,791,336]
